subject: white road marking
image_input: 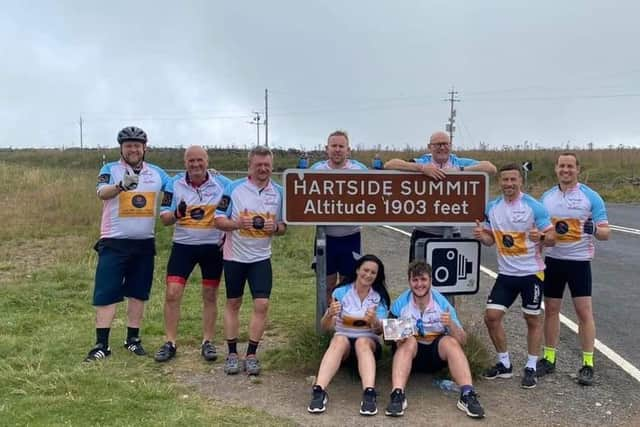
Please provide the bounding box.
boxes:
[381,225,411,237]
[384,224,640,236]
[381,224,640,383]
[609,224,640,235]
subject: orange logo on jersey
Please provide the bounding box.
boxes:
[494,231,528,256]
[416,332,441,345]
[119,192,156,217]
[178,205,216,229]
[341,314,370,328]
[552,217,581,242]
[238,210,273,238]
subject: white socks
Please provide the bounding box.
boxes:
[498,352,511,369]
[526,354,538,370]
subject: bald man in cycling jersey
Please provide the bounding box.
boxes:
[537,153,610,386]
[154,146,232,363]
[215,146,287,376]
[85,126,171,362]
[385,131,496,260]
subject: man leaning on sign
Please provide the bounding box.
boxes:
[311,130,368,304]
[384,131,496,260]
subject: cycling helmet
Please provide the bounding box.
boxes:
[117,126,148,144]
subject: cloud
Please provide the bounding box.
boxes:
[1,0,639,149]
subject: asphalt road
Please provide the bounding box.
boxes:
[392,203,640,375]
[367,224,640,425]
[473,203,640,371]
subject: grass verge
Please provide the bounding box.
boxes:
[1,163,492,426]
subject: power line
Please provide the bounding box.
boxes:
[81,114,252,122]
[444,87,460,143]
[63,89,640,139]
[463,93,640,102]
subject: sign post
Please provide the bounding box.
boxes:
[283,170,489,331]
[315,226,327,334]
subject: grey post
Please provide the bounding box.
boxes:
[442,228,457,308]
[315,226,328,334]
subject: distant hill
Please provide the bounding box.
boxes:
[1,146,639,201]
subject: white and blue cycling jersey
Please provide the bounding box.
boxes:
[413,153,479,169]
[215,177,283,263]
[310,159,368,237]
[540,183,608,261]
[165,171,231,245]
[484,192,553,276]
[390,288,461,345]
[96,160,170,239]
[333,283,388,341]
[413,153,479,236]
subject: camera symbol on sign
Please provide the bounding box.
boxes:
[432,248,473,287]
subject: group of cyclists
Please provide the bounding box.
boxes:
[85,126,609,420]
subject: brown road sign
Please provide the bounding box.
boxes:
[283,169,489,225]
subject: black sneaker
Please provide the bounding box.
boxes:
[360,387,378,416]
[84,343,111,362]
[536,358,556,377]
[521,367,537,388]
[483,362,513,379]
[578,365,594,386]
[201,340,217,361]
[385,388,407,417]
[124,337,146,356]
[154,342,176,362]
[457,390,485,419]
[307,385,328,414]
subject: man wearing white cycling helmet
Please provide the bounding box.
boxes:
[84,126,171,362]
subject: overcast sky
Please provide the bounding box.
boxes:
[2,1,640,150]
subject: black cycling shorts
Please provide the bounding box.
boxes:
[390,335,448,373]
[166,242,223,287]
[224,258,272,299]
[544,256,592,298]
[486,273,543,315]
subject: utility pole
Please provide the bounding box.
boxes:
[79,115,84,150]
[249,112,262,145]
[444,87,460,143]
[264,88,269,147]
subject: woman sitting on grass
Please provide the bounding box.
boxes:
[307,254,391,416]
